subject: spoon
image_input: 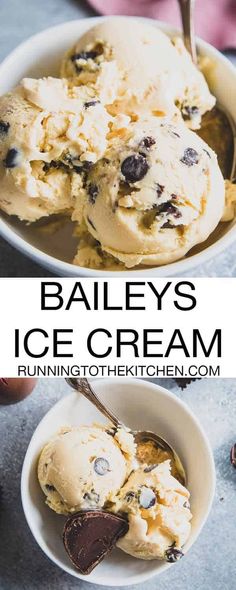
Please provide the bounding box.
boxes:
[178,0,236,181]
[66,377,186,485]
[178,0,197,64]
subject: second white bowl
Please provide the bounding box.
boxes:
[21,378,215,586]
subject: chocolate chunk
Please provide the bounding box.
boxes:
[84,100,100,109]
[182,105,199,121]
[63,510,129,574]
[0,120,10,134]
[139,487,156,509]
[139,136,156,150]
[230,444,236,468]
[158,202,182,218]
[180,148,199,166]
[156,183,164,198]
[4,148,19,168]
[88,183,99,204]
[93,457,110,475]
[125,491,136,503]
[121,154,149,183]
[165,546,184,563]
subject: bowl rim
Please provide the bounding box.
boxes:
[20,377,216,586]
[0,16,236,277]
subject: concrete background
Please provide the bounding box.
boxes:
[0,377,236,589]
[0,0,235,277]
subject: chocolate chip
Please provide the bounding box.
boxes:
[83,490,100,504]
[93,457,110,475]
[144,464,158,473]
[158,202,182,218]
[4,148,20,168]
[43,160,69,173]
[139,136,156,150]
[180,148,199,166]
[156,183,164,198]
[0,120,10,134]
[162,221,175,229]
[45,484,56,492]
[84,100,100,109]
[71,50,99,62]
[125,491,136,503]
[165,546,184,563]
[139,487,156,509]
[182,105,199,121]
[106,427,118,437]
[121,154,149,183]
[88,183,99,204]
[230,444,236,468]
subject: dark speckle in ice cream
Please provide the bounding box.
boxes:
[180,148,199,167]
[45,484,56,492]
[84,100,100,109]
[121,154,149,183]
[156,183,164,198]
[139,136,156,150]
[87,217,96,231]
[158,202,182,219]
[0,120,10,135]
[88,183,99,204]
[4,148,20,168]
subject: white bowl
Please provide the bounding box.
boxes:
[21,378,215,586]
[0,17,236,277]
[0,16,235,277]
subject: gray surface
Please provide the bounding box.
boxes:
[0,377,236,589]
[0,0,235,277]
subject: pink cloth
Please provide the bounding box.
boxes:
[86,0,236,49]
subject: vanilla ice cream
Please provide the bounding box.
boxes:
[0,77,111,221]
[113,460,192,560]
[38,424,136,515]
[72,116,225,268]
[61,18,215,128]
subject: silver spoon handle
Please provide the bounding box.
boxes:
[178,0,197,64]
[66,378,124,429]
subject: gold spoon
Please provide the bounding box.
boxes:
[66,377,186,485]
[178,0,236,181]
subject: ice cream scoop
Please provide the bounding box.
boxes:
[61,18,215,129]
[66,378,186,485]
[72,116,224,269]
[38,423,135,514]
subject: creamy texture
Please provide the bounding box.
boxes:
[0,77,111,221]
[72,116,225,268]
[61,18,215,129]
[38,424,136,515]
[114,460,192,560]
